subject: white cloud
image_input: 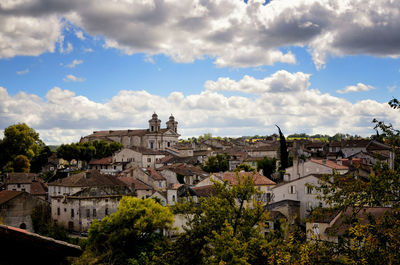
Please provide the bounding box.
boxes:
[75,30,85,40]
[83,48,94,53]
[337,83,375,94]
[2,1,400,68]
[16,68,29,75]
[63,74,85,82]
[1,71,399,144]
[65,59,83,68]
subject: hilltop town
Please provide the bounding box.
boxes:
[0,113,398,264]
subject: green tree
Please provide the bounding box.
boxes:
[0,123,43,172]
[276,125,288,172]
[234,163,256,173]
[257,157,277,178]
[202,154,230,173]
[170,175,270,265]
[75,197,174,265]
[13,154,30,172]
[30,146,53,173]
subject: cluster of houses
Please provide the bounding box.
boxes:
[0,113,395,243]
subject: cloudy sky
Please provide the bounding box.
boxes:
[1,0,400,144]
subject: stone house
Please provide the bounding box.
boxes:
[247,145,279,158]
[285,158,348,181]
[0,191,49,232]
[80,113,180,151]
[271,174,327,219]
[118,176,153,199]
[49,170,131,232]
[159,164,208,186]
[113,146,166,169]
[119,166,167,191]
[4,173,48,200]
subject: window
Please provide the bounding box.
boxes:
[71,209,74,218]
[57,207,60,216]
[167,142,170,147]
[150,142,154,149]
[306,186,313,194]
[21,188,26,192]
[158,181,162,188]
[266,193,271,202]
[151,125,154,132]
[93,209,97,217]
[86,209,90,218]
[289,185,296,194]
[172,195,176,201]
[64,208,67,212]
[17,184,21,188]
[147,158,151,163]
[105,208,109,216]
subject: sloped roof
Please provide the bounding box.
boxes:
[220,172,276,186]
[48,170,126,187]
[146,168,165,181]
[129,146,165,155]
[5,173,40,184]
[310,159,348,170]
[192,185,216,197]
[89,156,113,165]
[118,177,153,190]
[0,191,23,205]
[30,182,48,196]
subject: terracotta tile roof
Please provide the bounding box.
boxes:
[48,170,127,187]
[220,172,276,186]
[310,159,348,170]
[146,168,165,181]
[5,173,41,184]
[171,183,184,190]
[30,182,48,196]
[0,191,23,205]
[117,177,153,190]
[89,156,113,165]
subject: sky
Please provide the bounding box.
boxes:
[1,0,400,145]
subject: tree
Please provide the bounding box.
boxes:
[30,146,53,173]
[276,125,288,172]
[170,175,271,265]
[202,154,230,173]
[234,163,256,173]
[13,155,30,172]
[257,157,277,178]
[0,123,43,173]
[75,197,174,265]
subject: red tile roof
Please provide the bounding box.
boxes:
[146,168,165,181]
[89,156,113,165]
[310,159,348,170]
[219,172,276,186]
[192,185,216,197]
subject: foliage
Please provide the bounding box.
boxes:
[234,163,256,173]
[170,175,271,265]
[276,125,289,172]
[12,154,30,172]
[202,153,230,173]
[0,123,44,173]
[57,140,123,163]
[257,157,277,178]
[75,197,174,265]
[30,145,53,173]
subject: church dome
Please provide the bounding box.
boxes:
[169,114,175,120]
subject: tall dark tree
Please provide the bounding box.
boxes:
[257,157,277,178]
[276,125,288,171]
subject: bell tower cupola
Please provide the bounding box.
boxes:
[166,114,178,133]
[149,112,161,132]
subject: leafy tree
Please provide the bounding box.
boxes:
[202,154,230,173]
[75,197,174,265]
[30,146,53,173]
[257,157,277,178]
[170,175,270,265]
[0,123,44,172]
[13,155,30,172]
[234,163,256,173]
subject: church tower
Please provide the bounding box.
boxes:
[149,113,161,132]
[166,114,178,133]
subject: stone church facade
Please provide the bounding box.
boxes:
[80,113,180,151]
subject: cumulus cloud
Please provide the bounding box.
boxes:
[337,83,375,94]
[3,0,400,67]
[75,30,85,40]
[1,71,399,144]
[65,59,83,68]
[63,74,85,82]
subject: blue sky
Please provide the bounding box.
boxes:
[0,0,400,144]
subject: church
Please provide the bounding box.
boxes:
[80,113,180,151]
